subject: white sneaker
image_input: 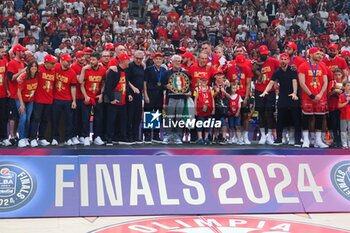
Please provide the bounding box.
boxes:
[258,134,267,144]
[51,139,58,146]
[174,138,183,144]
[94,136,104,145]
[72,137,80,145]
[243,132,251,145]
[30,139,38,148]
[79,137,85,144]
[237,138,244,145]
[302,139,310,148]
[18,139,27,148]
[2,139,12,147]
[65,139,73,146]
[315,140,329,148]
[162,137,170,144]
[231,136,237,144]
[24,138,30,146]
[266,134,274,145]
[38,139,50,146]
[83,137,90,146]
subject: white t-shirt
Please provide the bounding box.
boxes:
[34,51,48,64]
[74,2,85,15]
[26,44,37,53]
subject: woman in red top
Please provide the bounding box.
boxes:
[16,61,39,147]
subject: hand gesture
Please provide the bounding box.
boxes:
[259,91,268,97]
[71,101,77,109]
[288,93,298,100]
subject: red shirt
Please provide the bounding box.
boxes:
[83,66,106,98]
[228,94,241,115]
[226,61,253,97]
[0,59,7,98]
[113,70,127,105]
[71,62,85,99]
[7,59,25,99]
[17,74,38,103]
[339,93,350,120]
[194,86,214,117]
[290,55,306,68]
[255,57,280,92]
[189,63,214,90]
[327,80,342,112]
[34,64,56,104]
[322,56,348,80]
[54,64,77,101]
[298,61,328,101]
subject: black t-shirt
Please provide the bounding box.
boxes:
[144,65,167,91]
[128,62,145,91]
[271,66,299,107]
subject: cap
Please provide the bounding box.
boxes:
[13,44,28,53]
[308,47,320,55]
[75,51,84,57]
[235,55,246,64]
[60,53,73,61]
[280,53,289,59]
[214,69,225,76]
[83,47,93,53]
[44,54,57,63]
[259,45,269,55]
[118,53,130,61]
[153,52,163,59]
[105,43,114,51]
[328,44,339,50]
[341,50,350,57]
[181,52,194,60]
[198,73,209,80]
[286,42,297,51]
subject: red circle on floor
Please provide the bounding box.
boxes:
[91,216,349,233]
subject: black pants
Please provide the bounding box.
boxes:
[127,93,142,141]
[277,107,301,143]
[72,99,83,138]
[81,102,104,138]
[255,90,276,129]
[52,100,73,142]
[329,110,341,145]
[302,114,323,131]
[0,98,8,140]
[143,90,163,140]
[29,102,52,140]
[106,104,128,142]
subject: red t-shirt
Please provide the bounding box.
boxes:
[34,64,56,104]
[339,93,350,120]
[194,86,214,117]
[322,56,348,81]
[298,61,328,101]
[255,57,280,92]
[327,80,342,112]
[290,55,306,68]
[17,74,38,103]
[83,66,106,98]
[189,63,214,90]
[0,59,7,98]
[7,59,25,99]
[113,70,127,105]
[226,61,253,97]
[71,62,84,100]
[54,64,77,101]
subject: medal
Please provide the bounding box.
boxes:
[309,62,318,87]
[157,82,161,86]
[154,65,162,88]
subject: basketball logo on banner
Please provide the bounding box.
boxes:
[167,72,191,94]
[331,161,350,201]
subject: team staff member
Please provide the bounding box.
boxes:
[7,44,27,146]
[29,55,57,147]
[298,47,329,148]
[253,45,280,145]
[143,52,167,143]
[79,52,106,146]
[51,53,77,146]
[104,53,133,146]
[0,46,9,146]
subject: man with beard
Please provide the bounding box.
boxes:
[323,44,348,81]
[7,44,27,146]
[298,47,329,148]
[260,53,301,146]
[0,46,9,146]
[51,53,77,146]
[181,52,195,71]
[29,55,57,147]
[79,52,106,146]
[83,47,93,64]
[253,45,280,145]
[143,52,167,143]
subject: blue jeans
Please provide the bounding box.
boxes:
[16,100,33,139]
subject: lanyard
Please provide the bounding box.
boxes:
[235,65,242,83]
[309,61,318,82]
[153,65,162,83]
[289,56,295,66]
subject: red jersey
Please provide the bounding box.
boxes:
[17,74,38,103]
[339,93,350,120]
[113,70,127,105]
[54,64,77,101]
[0,59,7,98]
[189,63,214,90]
[228,94,242,115]
[71,62,85,99]
[194,86,214,117]
[327,80,342,112]
[289,55,306,68]
[255,57,280,92]
[83,66,106,98]
[34,64,56,104]
[298,61,328,101]
[7,59,25,99]
[226,61,253,97]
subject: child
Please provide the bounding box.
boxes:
[338,81,350,148]
[228,83,243,144]
[328,68,343,148]
[194,73,215,144]
[215,46,227,70]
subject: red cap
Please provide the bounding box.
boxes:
[308,47,320,55]
[83,47,93,53]
[286,42,297,51]
[235,55,246,64]
[280,53,289,59]
[153,52,163,59]
[75,51,84,57]
[214,69,225,76]
[198,73,209,80]
[259,45,269,55]
[181,52,194,60]
[328,44,339,50]
[105,43,115,51]
[118,53,130,61]
[13,44,28,53]
[341,50,350,57]
[44,54,57,63]
[60,53,73,61]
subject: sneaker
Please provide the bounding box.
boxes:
[30,139,38,148]
[18,139,27,148]
[51,139,58,146]
[174,138,183,144]
[204,138,211,145]
[258,135,267,144]
[106,140,113,146]
[152,136,163,143]
[94,136,105,145]
[273,139,283,146]
[83,137,90,146]
[79,137,85,144]
[302,139,310,148]
[24,138,30,146]
[162,137,170,144]
[243,135,251,145]
[2,139,12,147]
[9,138,18,146]
[294,142,302,147]
[219,138,229,145]
[134,139,143,144]
[196,138,205,145]
[231,136,237,144]
[237,138,244,145]
[266,135,274,145]
[65,139,73,146]
[72,137,80,145]
[144,137,152,144]
[119,140,134,145]
[38,139,50,146]
[315,140,329,149]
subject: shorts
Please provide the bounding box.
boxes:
[254,90,276,112]
[214,116,228,127]
[228,115,241,128]
[8,98,19,120]
[196,116,210,131]
[301,98,328,115]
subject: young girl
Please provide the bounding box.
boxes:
[194,73,215,144]
[228,83,243,144]
[16,60,39,147]
[338,81,350,149]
